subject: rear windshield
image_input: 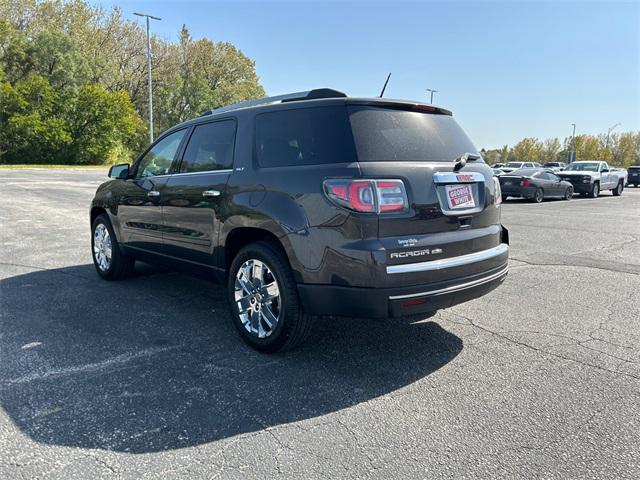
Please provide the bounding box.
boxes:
[511,168,538,176]
[544,162,560,167]
[347,106,477,162]
[629,166,640,171]
[506,162,524,168]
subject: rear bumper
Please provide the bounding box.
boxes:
[501,186,535,199]
[297,262,508,319]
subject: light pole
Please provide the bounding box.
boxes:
[605,123,621,161]
[568,123,576,163]
[426,88,437,104]
[134,12,161,144]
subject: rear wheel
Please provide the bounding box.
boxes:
[589,182,600,198]
[612,180,623,196]
[532,188,544,203]
[501,194,508,202]
[564,186,573,200]
[227,241,314,353]
[91,214,135,280]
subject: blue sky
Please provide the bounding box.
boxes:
[97,0,639,148]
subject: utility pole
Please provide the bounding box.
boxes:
[426,88,437,104]
[134,12,161,144]
[605,123,621,161]
[568,123,576,163]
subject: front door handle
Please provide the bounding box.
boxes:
[147,190,160,198]
[202,190,221,198]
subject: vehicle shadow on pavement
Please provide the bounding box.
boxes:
[0,263,462,453]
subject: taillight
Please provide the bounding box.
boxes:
[324,179,408,213]
[493,177,502,205]
[520,180,531,187]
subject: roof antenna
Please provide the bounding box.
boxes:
[379,72,391,98]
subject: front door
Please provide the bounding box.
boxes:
[117,129,188,254]
[545,171,564,196]
[162,119,236,267]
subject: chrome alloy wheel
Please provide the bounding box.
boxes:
[93,223,112,272]
[234,259,281,339]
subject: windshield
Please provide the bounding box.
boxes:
[565,162,599,172]
[506,162,523,168]
[347,106,477,162]
[544,162,559,167]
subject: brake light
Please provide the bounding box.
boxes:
[324,179,408,213]
[520,180,531,187]
[493,177,502,205]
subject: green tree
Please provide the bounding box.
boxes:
[512,137,542,162]
[66,85,142,164]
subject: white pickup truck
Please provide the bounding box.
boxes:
[557,161,627,198]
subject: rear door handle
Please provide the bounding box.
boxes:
[202,190,221,198]
[147,190,160,198]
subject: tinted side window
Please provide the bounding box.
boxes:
[180,120,236,173]
[255,106,356,167]
[136,129,187,178]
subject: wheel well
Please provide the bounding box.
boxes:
[224,228,287,269]
[90,207,106,225]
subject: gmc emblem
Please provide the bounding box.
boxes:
[456,174,474,182]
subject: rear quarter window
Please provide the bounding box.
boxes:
[347,106,478,162]
[255,106,356,167]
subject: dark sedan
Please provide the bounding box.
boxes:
[499,168,574,203]
[628,166,640,187]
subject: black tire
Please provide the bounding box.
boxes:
[501,194,508,202]
[612,180,623,196]
[227,241,314,353]
[91,214,135,280]
[564,186,573,200]
[531,188,544,203]
[589,182,600,198]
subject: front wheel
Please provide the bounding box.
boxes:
[91,214,135,280]
[227,241,314,353]
[612,181,623,196]
[532,188,544,203]
[564,186,574,200]
[589,182,600,198]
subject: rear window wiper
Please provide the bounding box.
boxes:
[453,152,481,172]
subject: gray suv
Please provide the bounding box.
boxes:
[90,89,509,352]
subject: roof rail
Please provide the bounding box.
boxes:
[200,88,347,117]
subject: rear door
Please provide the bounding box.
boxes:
[117,129,188,253]
[161,119,236,267]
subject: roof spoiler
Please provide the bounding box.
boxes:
[200,88,347,117]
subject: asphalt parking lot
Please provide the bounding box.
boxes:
[1,168,639,479]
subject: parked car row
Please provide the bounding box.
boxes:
[497,161,629,202]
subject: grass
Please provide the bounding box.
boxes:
[0,164,109,169]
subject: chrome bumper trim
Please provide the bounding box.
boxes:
[386,243,509,275]
[389,265,509,300]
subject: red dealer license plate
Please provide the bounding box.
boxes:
[445,184,476,209]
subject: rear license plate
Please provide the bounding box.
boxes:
[445,184,475,209]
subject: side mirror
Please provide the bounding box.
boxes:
[108,163,130,179]
[601,168,609,173]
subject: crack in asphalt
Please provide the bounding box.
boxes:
[508,257,640,276]
[439,311,640,382]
